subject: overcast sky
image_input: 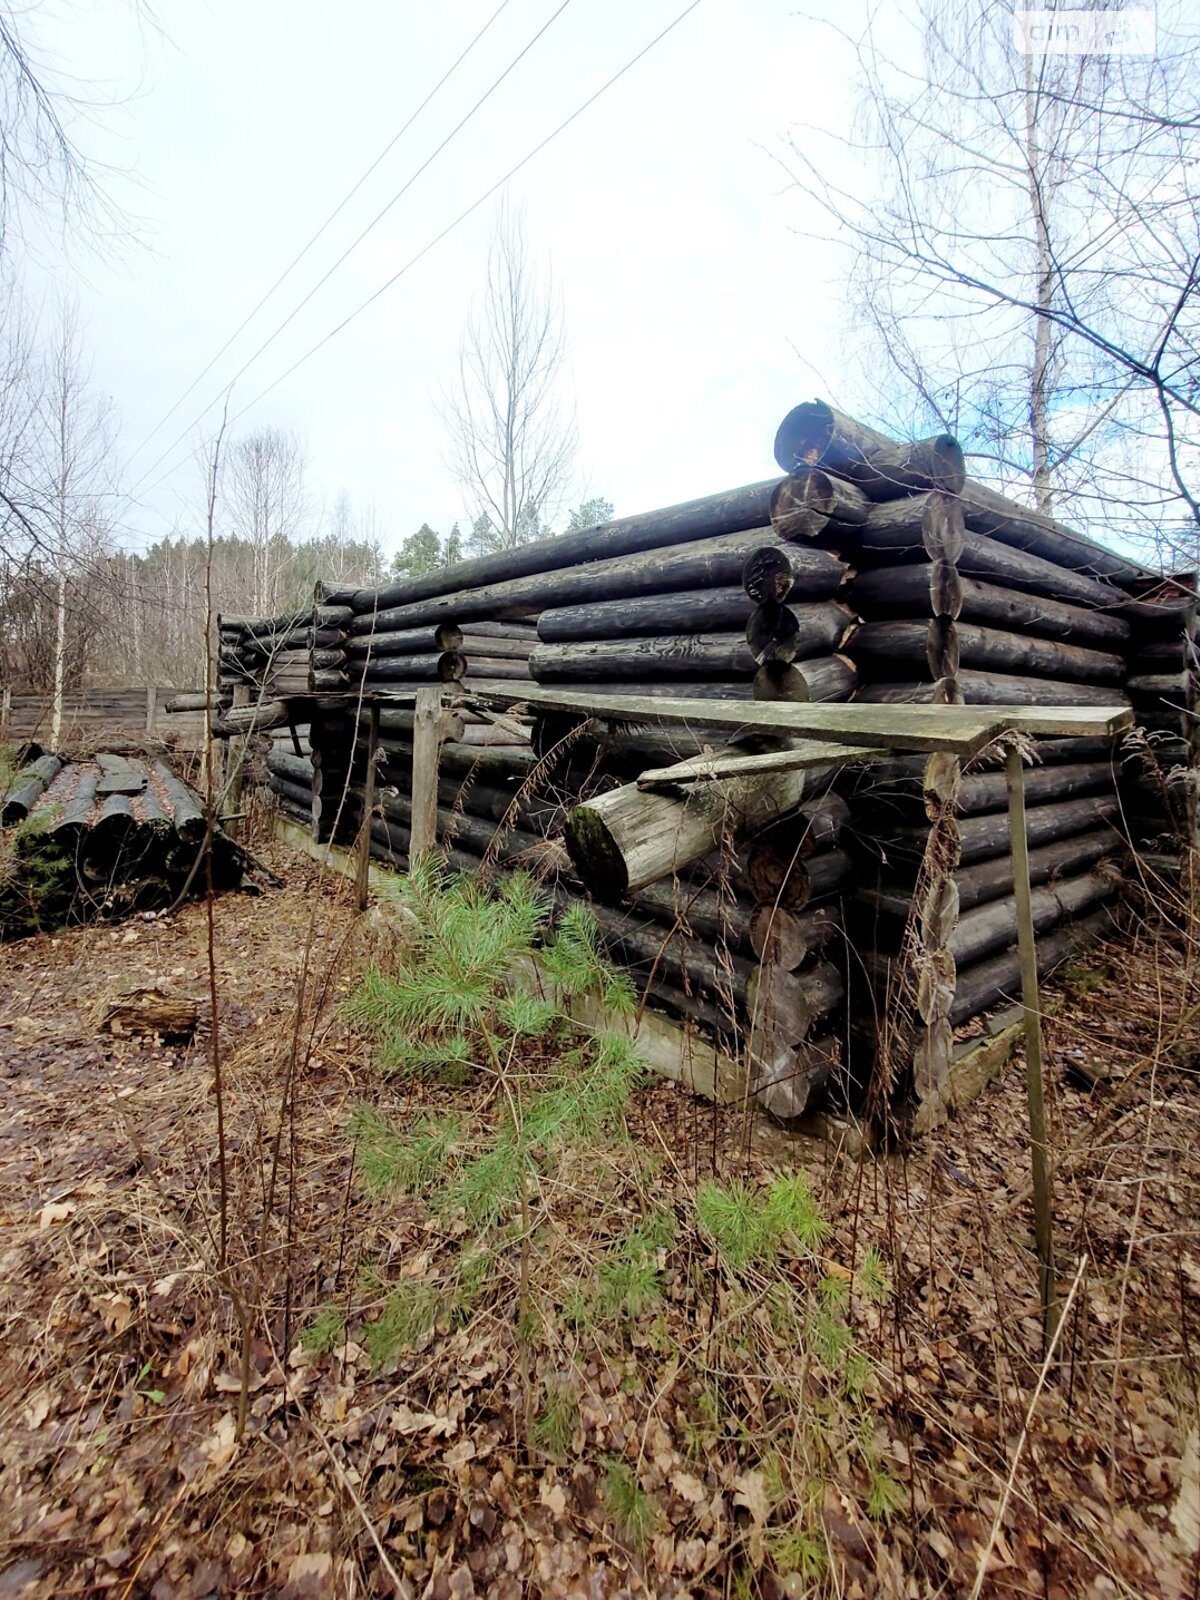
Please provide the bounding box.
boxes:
[26,0,869,554]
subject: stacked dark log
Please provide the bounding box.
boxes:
[1116,578,1198,853]
[846,736,1123,1111]
[218,609,313,700]
[218,605,351,704]
[266,746,314,827]
[339,490,852,702]
[760,401,1146,1115]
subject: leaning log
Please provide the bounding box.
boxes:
[772,401,967,497]
[565,763,841,899]
[213,699,292,736]
[164,692,215,714]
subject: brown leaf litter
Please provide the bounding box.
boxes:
[0,841,1194,1597]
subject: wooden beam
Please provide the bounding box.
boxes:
[1006,743,1060,1347]
[409,685,443,859]
[636,743,883,788]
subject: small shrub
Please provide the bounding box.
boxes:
[301,1306,346,1354]
[533,1375,579,1458]
[603,1459,657,1546]
[363,1281,443,1366]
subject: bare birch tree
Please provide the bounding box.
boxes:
[783,0,1199,557]
[224,426,309,616]
[444,201,577,554]
[35,300,115,741]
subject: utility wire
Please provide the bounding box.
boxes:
[121,0,515,474]
[135,0,704,509]
[126,0,576,500]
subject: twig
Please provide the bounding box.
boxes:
[967,1254,1088,1600]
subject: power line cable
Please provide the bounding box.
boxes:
[135,0,704,513]
[235,0,705,417]
[126,0,577,500]
[120,0,514,473]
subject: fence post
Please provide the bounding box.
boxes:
[409,686,443,860]
[0,688,10,744]
[145,684,157,737]
[356,702,380,910]
[225,686,250,838]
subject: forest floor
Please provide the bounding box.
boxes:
[0,840,1197,1599]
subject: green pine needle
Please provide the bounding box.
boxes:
[350,1107,460,1195]
[363,1281,443,1366]
[603,1459,657,1546]
[300,1306,345,1354]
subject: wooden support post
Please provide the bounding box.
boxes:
[145,684,157,736]
[226,686,250,839]
[409,686,443,861]
[1006,743,1060,1346]
[0,688,10,743]
[357,703,380,909]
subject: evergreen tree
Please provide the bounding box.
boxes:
[565,496,613,532]
[390,523,444,579]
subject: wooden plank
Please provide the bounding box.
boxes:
[469,687,1132,752]
[94,754,147,795]
[636,743,884,788]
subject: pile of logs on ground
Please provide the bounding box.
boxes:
[244,396,1195,1127]
[0,752,245,937]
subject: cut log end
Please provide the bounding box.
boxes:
[564,804,629,901]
